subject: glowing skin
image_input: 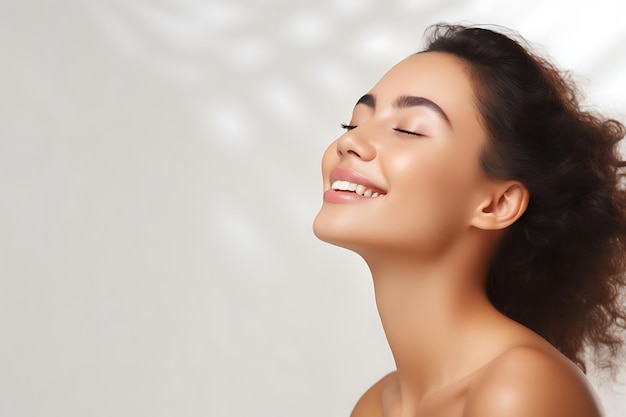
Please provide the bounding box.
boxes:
[314,52,494,261]
[313,52,601,417]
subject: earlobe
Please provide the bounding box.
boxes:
[471,182,529,231]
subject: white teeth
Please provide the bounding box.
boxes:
[331,180,384,198]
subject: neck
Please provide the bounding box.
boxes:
[362,240,500,401]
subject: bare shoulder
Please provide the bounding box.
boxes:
[350,372,396,417]
[465,346,602,417]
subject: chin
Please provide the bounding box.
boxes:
[314,208,357,249]
[313,209,341,245]
[313,207,382,255]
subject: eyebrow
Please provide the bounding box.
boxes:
[355,93,452,128]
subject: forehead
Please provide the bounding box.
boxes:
[368,52,478,116]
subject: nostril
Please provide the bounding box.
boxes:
[336,147,360,158]
[336,131,374,161]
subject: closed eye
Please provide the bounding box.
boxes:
[393,128,424,137]
[340,123,357,131]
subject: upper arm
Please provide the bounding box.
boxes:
[465,347,602,417]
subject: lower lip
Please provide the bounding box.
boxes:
[323,189,381,203]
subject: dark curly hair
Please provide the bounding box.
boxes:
[423,24,626,374]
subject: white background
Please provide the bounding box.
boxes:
[1,1,626,416]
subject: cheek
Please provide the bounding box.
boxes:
[396,142,482,198]
[385,152,482,245]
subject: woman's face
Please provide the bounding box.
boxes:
[313,52,491,258]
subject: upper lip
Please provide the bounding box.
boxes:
[329,167,387,194]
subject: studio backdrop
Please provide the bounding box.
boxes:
[1,1,626,416]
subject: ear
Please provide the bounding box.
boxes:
[470,181,529,231]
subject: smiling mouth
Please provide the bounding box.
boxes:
[331,180,386,198]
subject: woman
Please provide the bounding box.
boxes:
[313,24,626,417]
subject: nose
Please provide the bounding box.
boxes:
[336,127,376,161]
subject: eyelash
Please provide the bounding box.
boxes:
[393,128,424,137]
[340,123,424,137]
